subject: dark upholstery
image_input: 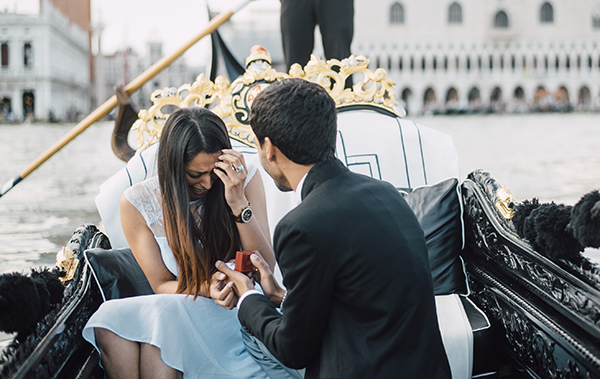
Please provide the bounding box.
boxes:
[403,178,468,295]
[84,248,154,301]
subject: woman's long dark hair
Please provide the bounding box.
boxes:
[158,107,240,297]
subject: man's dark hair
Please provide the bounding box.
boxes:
[250,78,337,165]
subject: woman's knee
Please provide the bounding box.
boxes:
[94,328,136,355]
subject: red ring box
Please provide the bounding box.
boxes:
[235,250,254,273]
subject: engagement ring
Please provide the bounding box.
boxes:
[235,166,245,173]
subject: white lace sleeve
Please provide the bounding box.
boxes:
[123,176,179,276]
[123,176,164,233]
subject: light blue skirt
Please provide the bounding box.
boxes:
[82,293,302,378]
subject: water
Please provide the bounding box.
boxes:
[411,113,600,205]
[0,121,125,274]
[0,113,599,274]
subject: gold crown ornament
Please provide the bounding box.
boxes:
[132,46,404,150]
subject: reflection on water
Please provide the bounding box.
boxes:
[0,114,599,273]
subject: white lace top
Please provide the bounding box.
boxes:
[123,165,257,277]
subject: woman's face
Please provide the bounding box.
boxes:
[185,151,221,201]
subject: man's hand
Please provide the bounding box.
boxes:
[249,253,286,308]
[210,271,237,310]
[215,260,256,299]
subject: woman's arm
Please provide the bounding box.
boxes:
[120,194,179,294]
[214,150,276,270]
[239,170,275,268]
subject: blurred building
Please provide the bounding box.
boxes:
[218,0,600,114]
[353,0,600,114]
[94,40,203,112]
[0,0,91,122]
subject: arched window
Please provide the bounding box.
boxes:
[23,43,32,67]
[540,2,554,23]
[1,43,8,67]
[446,88,458,102]
[23,91,34,117]
[593,8,600,28]
[448,2,462,24]
[514,87,525,100]
[494,11,509,28]
[390,3,405,24]
[558,86,569,104]
[490,87,502,102]
[578,86,591,107]
[423,88,436,105]
[468,87,480,102]
[401,88,412,104]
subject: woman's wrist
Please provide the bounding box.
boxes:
[229,198,249,217]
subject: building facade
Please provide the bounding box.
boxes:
[94,40,202,112]
[352,0,600,114]
[0,0,91,122]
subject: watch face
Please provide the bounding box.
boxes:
[241,207,253,223]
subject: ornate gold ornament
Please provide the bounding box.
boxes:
[496,186,515,220]
[132,46,404,150]
[56,247,79,284]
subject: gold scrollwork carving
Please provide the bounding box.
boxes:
[132,48,404,150]
[496,186,515,220]
[56,247,79,284]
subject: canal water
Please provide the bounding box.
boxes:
[0,113,599,274]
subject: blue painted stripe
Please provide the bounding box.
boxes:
[396,119,411,188]
[125,167,132,187]
[412,120,428,184]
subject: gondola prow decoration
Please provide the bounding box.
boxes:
[0,0,254,200]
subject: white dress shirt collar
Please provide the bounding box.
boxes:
[294,173,308,206]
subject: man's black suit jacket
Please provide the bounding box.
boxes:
[239,159,451,378]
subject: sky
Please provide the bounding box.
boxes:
[0,0,278,66]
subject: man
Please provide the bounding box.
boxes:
[215,78,451,378]
[280,0,353,70]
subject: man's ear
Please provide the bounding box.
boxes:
[263,137,278,162]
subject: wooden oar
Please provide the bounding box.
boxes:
[0,0,253,199]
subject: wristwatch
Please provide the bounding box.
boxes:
[235,203,253,223]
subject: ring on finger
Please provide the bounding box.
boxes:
[235,165,245,174]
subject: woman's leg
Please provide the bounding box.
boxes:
[139,343,183,379]
[95,328,140,379]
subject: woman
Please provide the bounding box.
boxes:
[82,107,282,378]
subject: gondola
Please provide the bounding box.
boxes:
[1,29,600,379]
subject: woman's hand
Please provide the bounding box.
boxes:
[213,149,249,216]
[210,271,238,310]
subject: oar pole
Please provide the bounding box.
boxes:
[0,1,252,199]
[124,8,236,95]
